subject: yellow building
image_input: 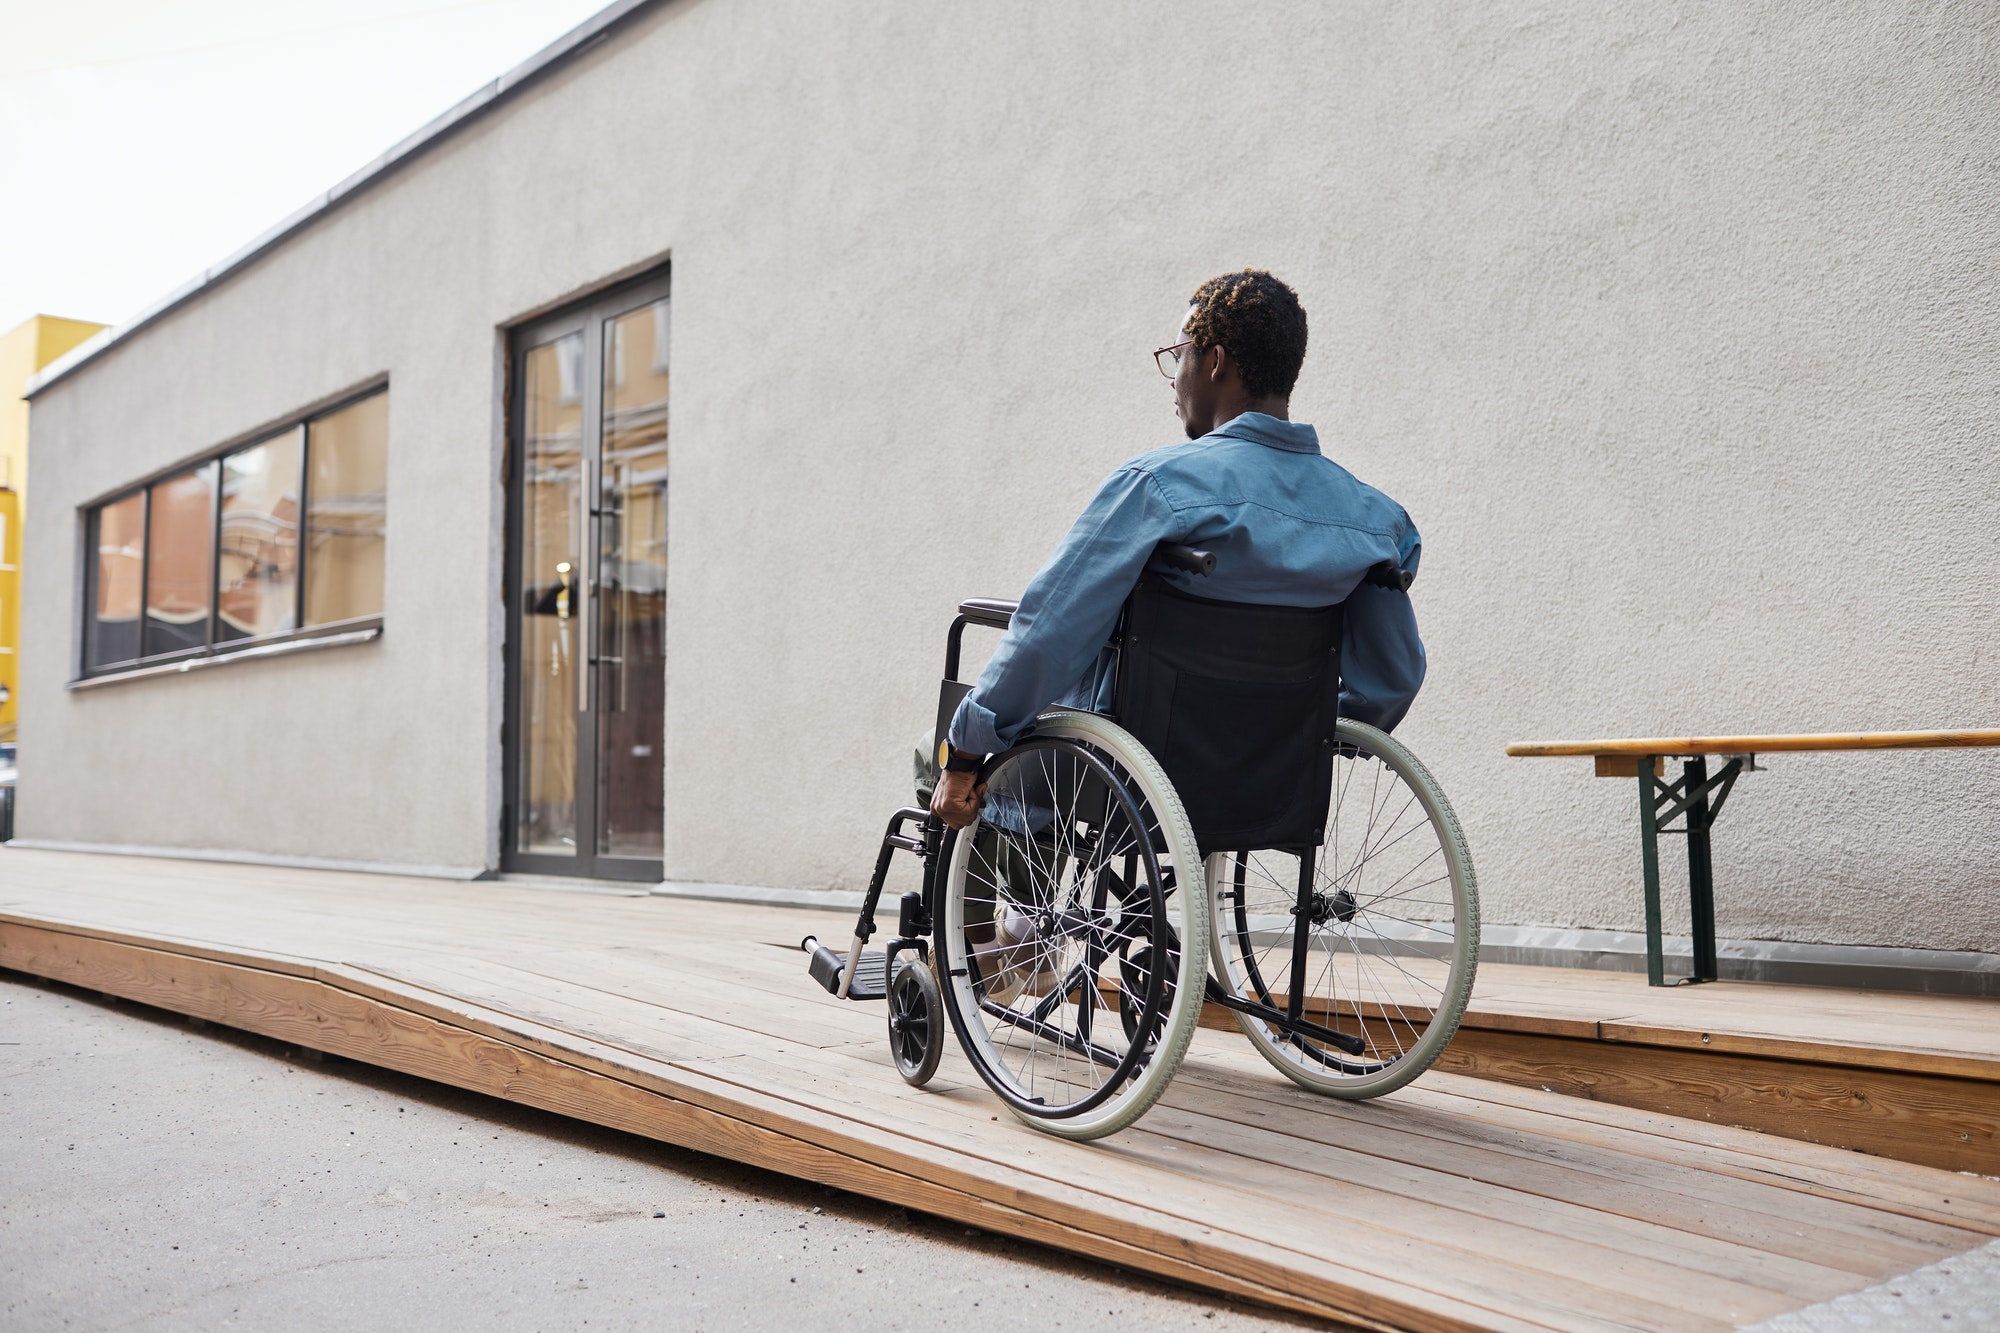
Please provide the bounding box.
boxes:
[0,315,106,740]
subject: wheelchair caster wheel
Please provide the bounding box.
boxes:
[886,959,944,1087]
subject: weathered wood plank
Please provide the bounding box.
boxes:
[1432,1028,2000,1175]
[1162,1066,1981,1270]
[1387,1069,2000,1235]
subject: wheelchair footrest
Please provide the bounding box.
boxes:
[803,935,891,1001]
[843,951,889,1001]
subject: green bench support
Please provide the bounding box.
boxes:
[1506,728,2000,988]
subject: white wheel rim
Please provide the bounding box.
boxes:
[940,713,1207,1135]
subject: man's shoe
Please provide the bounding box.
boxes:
[973,904,1061,1006]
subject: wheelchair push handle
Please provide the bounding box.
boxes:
[1362,558,1415,593]
[1153,543,1216,577]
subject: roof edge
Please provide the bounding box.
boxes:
[27,0,662,400]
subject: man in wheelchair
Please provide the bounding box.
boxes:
[809,270,1475,1141]
[930,268,1424,825]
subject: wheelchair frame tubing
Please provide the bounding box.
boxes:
[1212,851,1367,1058]
[837,806,937,999]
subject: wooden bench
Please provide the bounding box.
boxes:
[1505,729,2000,986]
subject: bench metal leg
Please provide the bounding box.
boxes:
[1638,754,1740,986]
[1638,757,1665,986]
[1684,757,1719,983]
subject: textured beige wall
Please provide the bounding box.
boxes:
[21,2,2000,950]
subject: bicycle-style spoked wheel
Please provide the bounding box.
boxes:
[936,710,1207,1140]
[1208,719,1477,1098]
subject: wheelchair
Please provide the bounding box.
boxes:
[803,544,1479,1140]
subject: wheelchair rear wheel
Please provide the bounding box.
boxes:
[936,710,1208,1140]
[1208,719,1478,1099]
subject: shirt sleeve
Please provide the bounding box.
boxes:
[948,467,1176,754]
[1338,521,1426,732]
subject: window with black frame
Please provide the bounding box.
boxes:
[79,388,388,679]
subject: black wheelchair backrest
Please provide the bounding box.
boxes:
[939,542,1372,852]
[1112,573,1342,854]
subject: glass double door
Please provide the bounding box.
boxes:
[506,275,669,880]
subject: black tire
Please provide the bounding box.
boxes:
[886,958,945,1087]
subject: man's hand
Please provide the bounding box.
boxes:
[931,766,986,830]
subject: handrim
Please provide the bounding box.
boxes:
[936,710,1209,1140]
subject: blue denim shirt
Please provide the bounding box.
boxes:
[947,412,1426,755]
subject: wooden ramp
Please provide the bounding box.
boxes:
[2,848,1996,1332]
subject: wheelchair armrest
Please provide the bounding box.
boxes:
[958,598,1017,629]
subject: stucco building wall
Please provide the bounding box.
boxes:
[21,2,1999,951]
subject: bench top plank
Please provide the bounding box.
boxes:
[1506,728,2000,758]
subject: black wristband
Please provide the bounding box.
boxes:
[942,747,984,774]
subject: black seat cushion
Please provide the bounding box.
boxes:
[1112,575,1342,855]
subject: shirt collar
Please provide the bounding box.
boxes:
[1209,411,1320,454]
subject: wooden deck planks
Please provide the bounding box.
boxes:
[1397,1075,2000,1236]
[1165,1063,1983,1269]
[1432,1028,1999,1173]
[3,848,1998,1332]
[1459,962,2000,1078]
[359,950,1830,1323]
[1,922,1460,1329]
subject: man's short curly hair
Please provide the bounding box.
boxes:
[1184,269,1308,400]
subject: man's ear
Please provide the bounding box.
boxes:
[1206,343,1232,384]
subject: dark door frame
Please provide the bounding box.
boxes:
[501,265,670,881]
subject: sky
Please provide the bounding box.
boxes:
[0,0,615,337]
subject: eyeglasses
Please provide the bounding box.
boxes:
[1153,339,1194,380]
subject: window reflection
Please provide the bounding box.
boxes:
[86,492,145,669]
[144,466,216,657]
[219,429,302,642]
[516,334,583,855]
[79,389,392,679]
[597,298,668,859]
[304,392,388,626]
